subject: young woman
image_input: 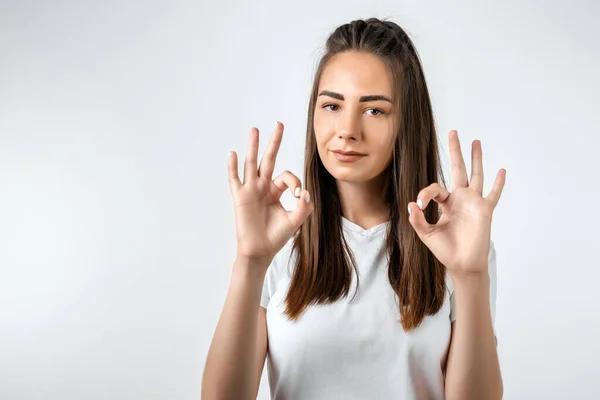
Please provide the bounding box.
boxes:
[202,18,506,400]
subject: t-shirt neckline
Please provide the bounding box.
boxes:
[341,216,390,237]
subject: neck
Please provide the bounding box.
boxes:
[336,174,390,230]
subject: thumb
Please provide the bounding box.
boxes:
[287,189,313,229]
[407,202,432,241]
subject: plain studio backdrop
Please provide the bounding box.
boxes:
[1,0,598,399]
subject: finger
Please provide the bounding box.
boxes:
[228,151,242,192]
[258,121,283,180]
[287,189,313,229]
[470,140,484,194]
[407,202,434,240]
[449,130,469,190]
[416,183,450,211]
[485,169,506,208]
[272,170,303,199]
[243,127,259,183]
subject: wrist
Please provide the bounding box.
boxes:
[451,270,490,295]
[232,256,271,283]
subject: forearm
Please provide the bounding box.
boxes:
[201,258,268,400]
[444,272,503,400]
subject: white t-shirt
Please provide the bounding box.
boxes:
[260,217,497,400]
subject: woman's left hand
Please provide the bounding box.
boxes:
[407,130,506,276]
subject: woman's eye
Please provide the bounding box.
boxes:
[322,104,384,115]
[367,109,384,116]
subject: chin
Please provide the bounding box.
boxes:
[322,162,379,183]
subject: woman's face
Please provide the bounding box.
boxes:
[314,51,397,183]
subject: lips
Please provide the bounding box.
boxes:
[331,150,365,156]
[331,149,366,162]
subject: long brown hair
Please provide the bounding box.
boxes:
[284,18,448,331]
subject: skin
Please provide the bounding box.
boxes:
[202,50,506,399]
[314,51,398,229]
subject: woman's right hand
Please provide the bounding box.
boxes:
[228,121,313,267]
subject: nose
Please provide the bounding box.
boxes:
[338,111,361,141]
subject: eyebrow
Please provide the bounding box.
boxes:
[318,90,392,103]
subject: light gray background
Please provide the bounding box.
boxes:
[1,1,599,399]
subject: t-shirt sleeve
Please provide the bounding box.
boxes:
[260,269,272,309]
[449,239,498,342]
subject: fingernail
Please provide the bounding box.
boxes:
[294,187,301,197]
[417,199,423,210]
[304,192,310,203]
[408,204,412,216]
